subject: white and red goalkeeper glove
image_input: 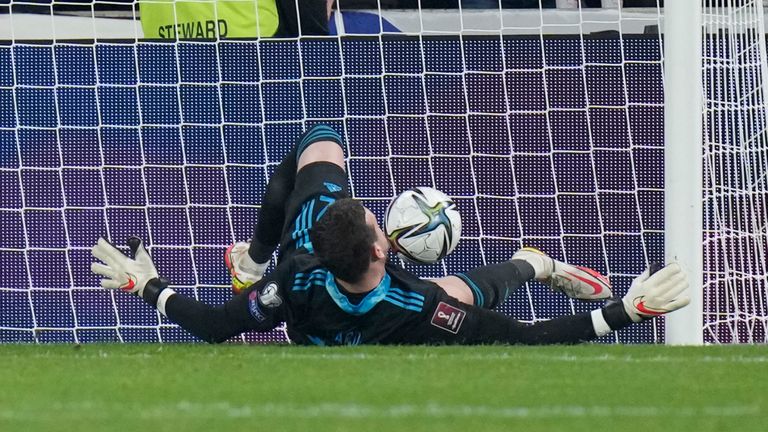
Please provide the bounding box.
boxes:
[622,262,691,322]
[91,237,159,298]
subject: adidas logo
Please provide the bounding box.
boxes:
[324,182,342,192]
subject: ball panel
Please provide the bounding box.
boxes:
[384,186,462,264]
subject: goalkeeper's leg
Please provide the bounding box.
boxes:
[433,248,612,309]
[226,146,297,293]
[432,259,535,309]
[249,123,345,262]
[227,125,345,293]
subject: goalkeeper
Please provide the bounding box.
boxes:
[91,124,690,345]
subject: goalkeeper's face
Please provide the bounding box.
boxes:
[363,207,390,260]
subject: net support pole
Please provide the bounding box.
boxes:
[664,0,704,345]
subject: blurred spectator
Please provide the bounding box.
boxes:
[330,10,402,34]
[460,0,556,8]
[2,0,664,16]
[342,0,661,7]
[139,0,330,38]
[625,0,662,6]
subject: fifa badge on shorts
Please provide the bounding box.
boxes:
[430,302,466,334]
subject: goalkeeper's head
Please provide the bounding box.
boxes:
[310,198,390,284]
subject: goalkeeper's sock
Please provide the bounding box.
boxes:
[454,261,535,309]
[238,247,270,274]
[249,147,297,263]
[248,239,277,265]
[246,238,273,269]
[294,124,344,162]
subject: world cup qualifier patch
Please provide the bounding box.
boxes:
[430,302,466,334]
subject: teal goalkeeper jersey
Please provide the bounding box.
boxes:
[239,251,449,346]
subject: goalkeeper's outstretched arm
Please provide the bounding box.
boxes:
[406,263,690,345]
[156,286,272,343]
[91,237,279,343]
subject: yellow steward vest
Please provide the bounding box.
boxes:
[140,0,279,39]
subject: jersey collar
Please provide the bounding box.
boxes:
[325,271,391,316]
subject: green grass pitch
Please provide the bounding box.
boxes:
[1,344,766,432]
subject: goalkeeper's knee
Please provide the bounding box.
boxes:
[295,124,344,162]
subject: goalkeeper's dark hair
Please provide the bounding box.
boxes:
[310,198,377,284]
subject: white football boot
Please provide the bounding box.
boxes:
[225,242,268,295]
[511,247,612,301]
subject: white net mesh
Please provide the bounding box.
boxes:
[0,2,686,344]
[702,0,768,343]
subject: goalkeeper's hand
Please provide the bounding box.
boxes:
[91,237,159,298]
[622,262,691,322]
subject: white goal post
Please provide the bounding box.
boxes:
[666,0,768,345]
[664,0,704,344]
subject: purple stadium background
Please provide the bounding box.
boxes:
[0,36,667,343]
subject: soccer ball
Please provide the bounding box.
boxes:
[384,187,461,264]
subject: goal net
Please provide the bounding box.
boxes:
[0,1,762,344]
[701,0,768,343]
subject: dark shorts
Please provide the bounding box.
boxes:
[278,162,349,259]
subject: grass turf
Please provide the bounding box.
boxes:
[1,344,766,432]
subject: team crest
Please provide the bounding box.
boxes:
[324,182,342,193]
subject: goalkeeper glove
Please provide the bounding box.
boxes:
[91,237,160,299]
[622,262,691,322]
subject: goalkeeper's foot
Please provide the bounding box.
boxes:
[225,242,268,295]
[511,247,612,301]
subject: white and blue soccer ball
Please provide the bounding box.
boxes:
[384,187,462,264]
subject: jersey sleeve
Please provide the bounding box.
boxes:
[399,293,600,345]
[163,261,294,343]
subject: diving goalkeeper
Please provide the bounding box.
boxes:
[91,124,690,345]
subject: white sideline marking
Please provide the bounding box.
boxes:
[0,402,761,421]
[527,354,768,364]
[8,350,768,364]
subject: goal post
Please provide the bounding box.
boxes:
[663,0,704,345]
